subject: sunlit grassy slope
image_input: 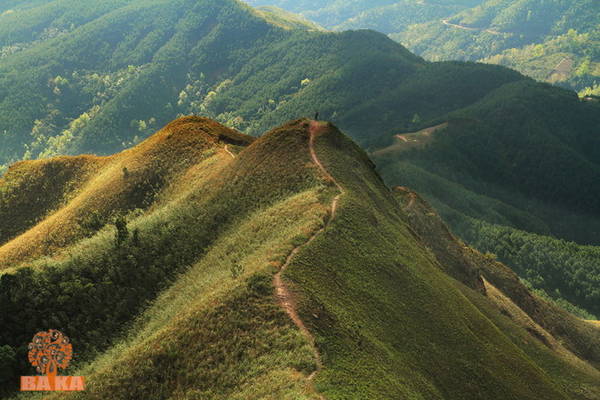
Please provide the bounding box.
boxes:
[2,118,598,399]
[0,117,253,269]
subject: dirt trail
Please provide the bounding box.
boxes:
[371,122,448,157]
[224,145,235,158]
[442,19,501,35]
[403,192,417,211]
[273,120,344,400]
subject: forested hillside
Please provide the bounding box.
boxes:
[458,218,600,319]
[397,0,600,93]
[372,80,600,316]
[244,0,484,31]
[0,0,528,171]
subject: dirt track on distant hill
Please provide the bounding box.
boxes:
[442,19,501,35]
[273,120,344,400]
[371,122,448,157]
[395,186,418,211]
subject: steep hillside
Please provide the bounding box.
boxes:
[373,81,600,243]
[394,187,600,364]
[254,6,324,31]
[457,217,600,319]
[243,0,484,30]
[1,118,599,399]
[0,117,252,269]
[481,29,600,96]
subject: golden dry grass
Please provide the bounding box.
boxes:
[0,117,252,269]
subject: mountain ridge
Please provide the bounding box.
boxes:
[1,117,599,399]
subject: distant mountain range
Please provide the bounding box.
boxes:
[245,0,600,94]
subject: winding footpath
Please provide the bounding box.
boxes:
[273,121,344,400]
[223,123,341,399]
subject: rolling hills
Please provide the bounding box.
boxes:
[243,0,599,93]
[0,0,530,170]
[243,0,485,31]
[370,80,600,316]
[1,0,599,357]
[1,117,599,399]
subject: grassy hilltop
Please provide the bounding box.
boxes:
[0,118,598,399]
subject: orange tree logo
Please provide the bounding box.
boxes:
[28,330,73,375]
[20,330,85,392]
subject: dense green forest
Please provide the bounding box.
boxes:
[397,0,599,93]
[457,217,600,319]
[375,81,600,243]
[482,29,600,96]
[373,81,600,318]
[0,0,530,169]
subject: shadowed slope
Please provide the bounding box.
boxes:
[394,187,600,371]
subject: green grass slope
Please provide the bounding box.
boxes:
[0,117,252,269]
[284,121,599,399]
[393,187,600,367]
[0,116,323,397]
[1,118,598,399]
